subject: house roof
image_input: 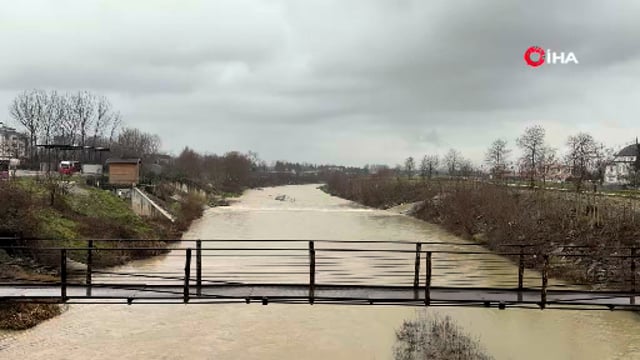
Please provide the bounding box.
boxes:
[616,143,640,157]
[106,158,141,165]
[37,144,110,151]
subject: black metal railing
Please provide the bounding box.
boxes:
[1,239,639,310]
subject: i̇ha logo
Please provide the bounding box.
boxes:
[524,46,579,67]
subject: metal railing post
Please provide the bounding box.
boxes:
[631,247,637,293]
[541,255,549,309]
[425,251,432,306]
[196,240,202,296]
[86,240,93,296]
[629,247,637,305]
[516,245,526,302]
[413,242,422,289]
[518,245,524,291]
[184,248,192,303]
[309,241,316,304]
[60,249,67,302]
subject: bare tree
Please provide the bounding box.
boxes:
[9,89,125,168]
[92,96,113,145]
[72,91,96,145]
[57,94,81,145]
[537,146,557,186]
[9,90,40,160]
[109,112,123,145]
[485,139,510,179]
[404,156,415,178]
[444,149,461,176]
[592,144,614,186]
[247,151,262,172]
[114,127,160,159]
[420,154,439,180]
[516,125,546,187]
[565,132,598,192]
[459,159,474,178]
[39,90,63,145]
[222,151,252,192]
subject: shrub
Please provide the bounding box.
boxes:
[394,314,493,360]
[0,303,61,330]
[0,181,37,237]
[175,192,206,231]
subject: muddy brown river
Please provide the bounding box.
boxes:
[2,184,640,359]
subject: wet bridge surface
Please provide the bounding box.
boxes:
[2,239,639,311]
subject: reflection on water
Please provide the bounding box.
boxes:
[1,184,640,359]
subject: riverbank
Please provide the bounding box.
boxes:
[0,178,208,330]
[5,184,640,359]
[323,176,640,290]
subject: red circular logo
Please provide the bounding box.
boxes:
[524,46,545,67]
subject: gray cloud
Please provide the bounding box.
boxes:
[1,0,639,165]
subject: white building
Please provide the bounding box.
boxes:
[0,122,27,159]
[605,141,639,185]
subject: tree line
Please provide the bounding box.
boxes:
[399,125,639,191]
[7,90,344,194]
[9,90,122,158]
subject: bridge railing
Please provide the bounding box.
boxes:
[1,239,638,308]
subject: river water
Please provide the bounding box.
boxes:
[2,184,640,359]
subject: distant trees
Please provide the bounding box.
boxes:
[537,146,557,185]
[443,149,461,176]
[173,147,202,178]
[420,155,439,180]
[9,89,122,164]
[369,164,394,178]
[9,91,42,160]
[516,125,547,187]
[592,145,613,185]
[222,151,253,191]
[389,125,636,190]
[485,139,510,179]
[165,148,255,193]
[404,157,415,178]
[112,127,161,159]
[459,159,474,178]
[565,132,598,192]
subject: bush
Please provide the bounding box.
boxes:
[0,181,37,237]
[394,314,493,360]
[0,303,61,330]
[175,193,207,231]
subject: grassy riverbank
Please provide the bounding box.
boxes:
[0,178,207,330]
[324,175,640,289]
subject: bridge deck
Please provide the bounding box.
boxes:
[1,284,638,310]
[4,239,640,311]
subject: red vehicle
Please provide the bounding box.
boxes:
[59,161,82,175]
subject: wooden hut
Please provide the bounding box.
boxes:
[106,158,141,185]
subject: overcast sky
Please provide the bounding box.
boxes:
[1,0,639,166]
